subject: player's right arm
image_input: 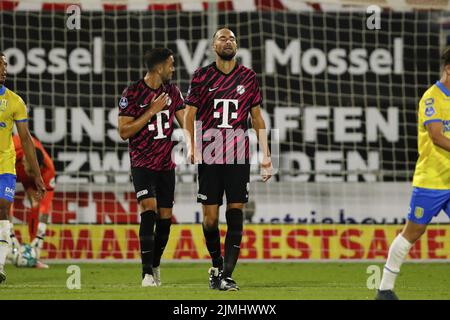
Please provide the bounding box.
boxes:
[183,105,200,164]
[426,122,450,152]
[16,122,45,201]
[118,92,169,140]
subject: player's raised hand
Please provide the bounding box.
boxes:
[260,157,272,182]
[149,92,169,115]
[34,176,46,201]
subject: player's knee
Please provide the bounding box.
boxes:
[225,208,243,232]
[159,208,172,220]
[203,216,219,230]
[139,198,157,212]
[0,202,10,220]
[402,223,426,243]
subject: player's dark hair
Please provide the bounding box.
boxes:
[0,52,4,57]
[144,48,173,72]
[35,148,44,167]
[441,46,450,67]
[213,28,237,42]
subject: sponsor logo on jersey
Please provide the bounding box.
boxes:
[0,122,6,128]
[119,97,128,109]
[136,189,148,198]
[414,206,424,219]
[424,97,434,106]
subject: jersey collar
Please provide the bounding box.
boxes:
[435,81,450,96]
[0,85,6,96]
[212,61,239,76]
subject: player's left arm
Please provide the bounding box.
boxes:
[250,105,272,182]
[16,122,46,200]
[426,121,450,152]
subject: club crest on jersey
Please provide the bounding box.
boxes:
[119,97,128,109]
[0,99,7,112]
[424,98,435,117]
[425,106,435,117]
[167,96,172,106]
[236,85,245,95]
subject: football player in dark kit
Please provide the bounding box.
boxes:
[184,28,272,291]
[118,48,185,287]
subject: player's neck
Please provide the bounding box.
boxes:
[215,59,236,75]
[144,73,162,90]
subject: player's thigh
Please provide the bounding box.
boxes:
[443,190,450,220]
[131,167,158,212]
[223,164,250,205]
[155,170,175,216]
[407,187,449,225]
[197,164,224,206]
[0,174,16,219]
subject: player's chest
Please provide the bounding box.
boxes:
[0,98,13,123]
[136,90,176,116]
[204,78,249,102]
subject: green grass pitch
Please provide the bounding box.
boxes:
[1,263,449,300]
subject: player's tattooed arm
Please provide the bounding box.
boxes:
[250,105,272,182]
[118,92,169,140]
[426,121,450,152]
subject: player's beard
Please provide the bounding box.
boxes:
[161,74,172,85]
[217,48,236,61]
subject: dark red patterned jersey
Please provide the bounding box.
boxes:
[185,62,262,164]
[118,79,184,170]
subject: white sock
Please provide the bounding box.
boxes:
[9,222,20,249]
[379,234,412,291]
[30,222,47,259]
[0,220,11,271]
[37,222,47,239]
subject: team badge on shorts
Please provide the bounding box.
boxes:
[414,207,424,219]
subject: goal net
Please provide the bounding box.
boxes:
[1,0,449,262]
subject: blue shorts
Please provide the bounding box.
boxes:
[408,187,450,224]
[0,173,16,202]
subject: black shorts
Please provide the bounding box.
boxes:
[131,167,175,208]
[197,164,250,206]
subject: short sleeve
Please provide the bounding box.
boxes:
[14,97,28,122]
[173,85,185,112]
[118,85,138,117]
[419,95,442,127]
[184,68,203,108]
[250,75,263,108]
